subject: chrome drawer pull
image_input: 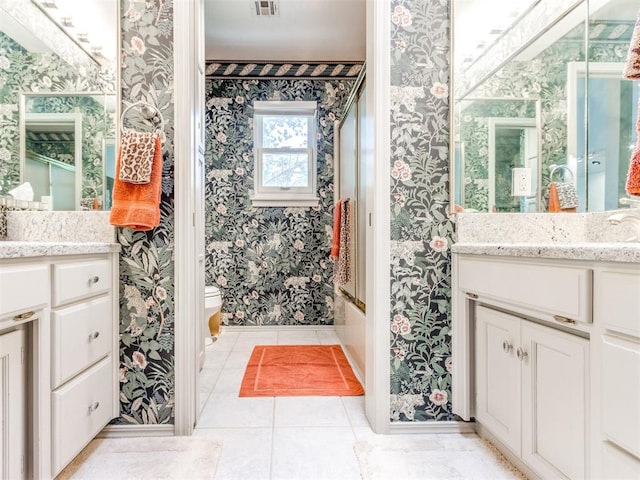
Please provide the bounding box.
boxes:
[466,293,479,300]
[13,311,35,322]
[502,340,513,353]
[516,347,528,361]
[553,315,576,325]
[88,331,100,342]
[89,276,100,285]
[88,401,100,413]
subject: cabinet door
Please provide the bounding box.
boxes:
[0,328,26,480]
[475,306,521,455]
[521,322,588,480]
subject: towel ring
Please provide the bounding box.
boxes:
[549,164,575,182]
[120,101,165,134]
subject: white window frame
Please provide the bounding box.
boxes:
[252,100,319,207]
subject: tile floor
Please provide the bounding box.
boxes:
[193,328,524,480]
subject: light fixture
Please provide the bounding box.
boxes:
[31,0,114,66]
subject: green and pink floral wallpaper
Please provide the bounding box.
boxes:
[116,0,175,425]
[204,74,354,326]
[389,0,454,422]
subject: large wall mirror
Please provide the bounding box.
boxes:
[452,0,638,213]
[0,0,117,211]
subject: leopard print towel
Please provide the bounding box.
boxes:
[119,131,158,184]
[333,198,352,286]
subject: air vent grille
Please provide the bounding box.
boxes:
[254,0,278,16]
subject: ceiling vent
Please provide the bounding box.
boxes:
[253,0,278,17]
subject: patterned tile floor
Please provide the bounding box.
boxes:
[193,329,525,480]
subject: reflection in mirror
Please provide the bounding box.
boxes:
[24,112,82,211]
[568,61,639,211]
[455,98,540,212]
[0,0,117,210]
[452,0,638,213]
[20,93,116,211]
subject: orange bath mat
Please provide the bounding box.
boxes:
[239,345,364,397]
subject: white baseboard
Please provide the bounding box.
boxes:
[389,420,477,434]
[222,325,336,332]
[98,424,175,438]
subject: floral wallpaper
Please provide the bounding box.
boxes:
[205,75,354,326]
[389,0,454,422]
[0,32,110,198]
[115,0,175,425]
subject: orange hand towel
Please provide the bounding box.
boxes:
[109,136,163,231]
[547,183,561,213]
[626,99,640,196]
[330,199,342,258]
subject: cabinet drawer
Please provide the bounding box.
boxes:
[458,257,592,324]
[51,357,113,476]
[594,270,640,337]
[0,264,48,317]
[602,335,640,458]
[51,296,112,388]
[52,258,111,307]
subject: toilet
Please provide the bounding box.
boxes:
[205,286,223,338]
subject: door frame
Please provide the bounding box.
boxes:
[173,0,392,435]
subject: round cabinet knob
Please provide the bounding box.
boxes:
[89,276,100,285]
[88,331,100,342]
[88,401,100,413]
[502,340,513,353]
[516,347,528,361]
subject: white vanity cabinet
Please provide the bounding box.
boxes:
[453,250,640,480]
[475,305,588,479]
[0,248,119,480]
[50,256,118,476]
[453,253,593,479]
[593,266,640,478]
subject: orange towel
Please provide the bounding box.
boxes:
[330,199,342,258]
[627,100,640,196]
[547,183,561,213]
[109,136,162,231]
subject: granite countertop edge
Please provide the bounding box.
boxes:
[0,242,121,259]
[451,242,640,264]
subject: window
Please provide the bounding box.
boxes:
[252,101,319,207]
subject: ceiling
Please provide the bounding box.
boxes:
[204,0,366,62]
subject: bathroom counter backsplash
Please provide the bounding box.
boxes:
[0,241,120,259]
[456,211,638,244]
[452,242,640,264]
[5,211,115,243]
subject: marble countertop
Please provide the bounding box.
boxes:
[0,242,120,259]
[452,242,640,264]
